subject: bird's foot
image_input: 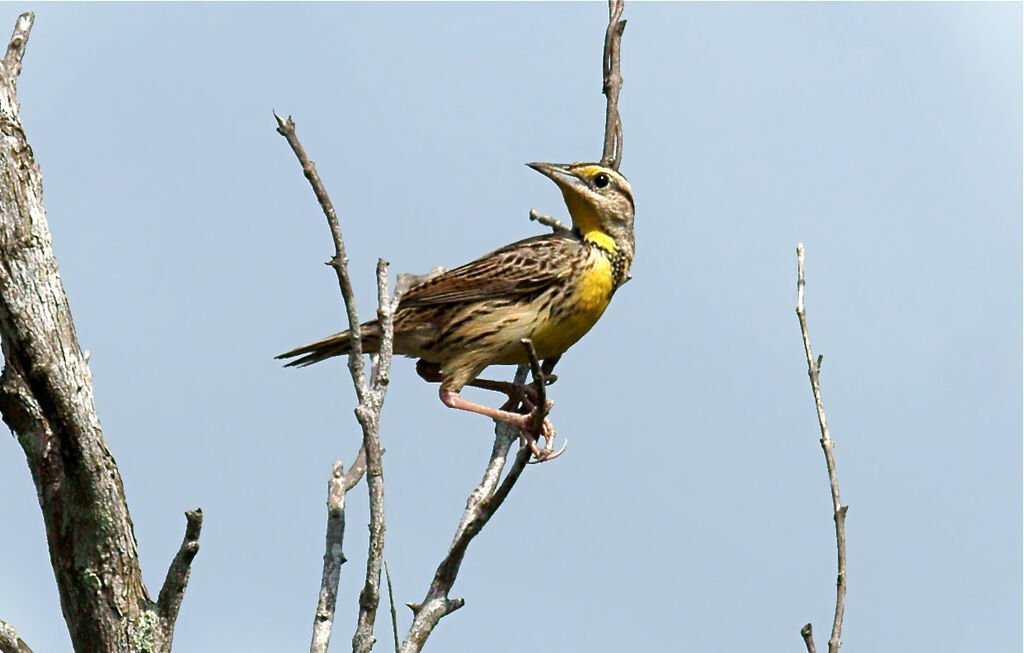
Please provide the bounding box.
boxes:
[522,416,566,463]
[513,399,565,463]
[440,387,565,462]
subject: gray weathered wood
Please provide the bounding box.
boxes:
[0,13,199,653]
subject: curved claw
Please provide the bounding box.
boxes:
[528,437,568,464]
[523,418,565,463]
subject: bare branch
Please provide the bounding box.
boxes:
[384,560,400,653]
[310,462,348,653]
[275,115,398,653]
[156,509,203,633]
[370,258,399,390]
[352,258,399,653]
[529,208,571,233]
[801,623,817,653]
[0,621,32,653]
[351,417,385,652]
[342,445,369,492]
[796,243,848,653]
[274,113,370,404]
[309,447,376,653]
[600,0,626,169]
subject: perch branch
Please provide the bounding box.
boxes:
[0,621,32,653]
[276,115,399,653]
[600,0,626,169]
[399,357,541,653]
[796,244,848,653]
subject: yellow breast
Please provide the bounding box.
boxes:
[529,248,614,359]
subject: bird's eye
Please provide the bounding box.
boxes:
[594,173,610,189]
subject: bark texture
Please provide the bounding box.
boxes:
[0,13,198,653]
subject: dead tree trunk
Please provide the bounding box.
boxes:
[0,13,200,653]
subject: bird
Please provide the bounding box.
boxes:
[277,161,634,460]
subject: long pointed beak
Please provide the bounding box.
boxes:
[527,162,585,192]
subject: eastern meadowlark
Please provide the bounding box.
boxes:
[277,161,634,459]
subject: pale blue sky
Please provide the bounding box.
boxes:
[1,3,1020,652]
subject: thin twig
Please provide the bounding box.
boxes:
[796,243,848,653]
[156,509,203,632]
[529,208,571,233]
[384,560,400,653]
[310,462,348,653]
[309,445,370,653]
[351,259,399,653]
[0,621,32,653]
[521,338,546,414]
[274,113,370,405]
[370,258,400,391]
[600,0,626,169]
[351,385,386,652]
[800,623,817,653]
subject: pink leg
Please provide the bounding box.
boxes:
[439,389,564,461]
[417,361,539,404]
[440,389,532,430]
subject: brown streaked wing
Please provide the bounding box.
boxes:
[399,232,581,307]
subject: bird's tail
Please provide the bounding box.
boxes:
[276,321,382,367]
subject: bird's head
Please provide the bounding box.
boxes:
[528,161,635,261]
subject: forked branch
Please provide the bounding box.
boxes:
[275,114,398,653]
[795,243,848,653]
